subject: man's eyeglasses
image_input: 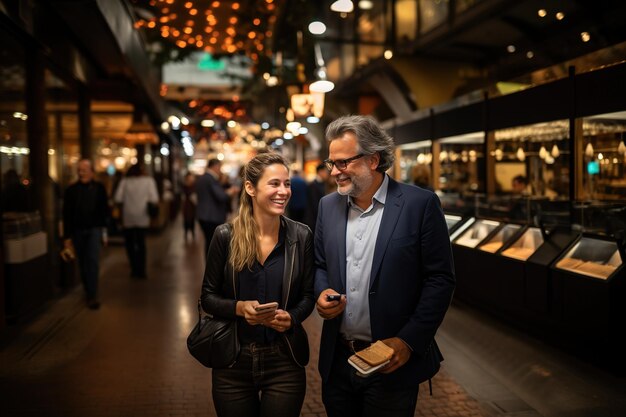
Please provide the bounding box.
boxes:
[323,154,364,171]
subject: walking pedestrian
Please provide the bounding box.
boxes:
[62,159,109,309]
[314,115,456,417]
[182,172,197,242]
[195,158,239,256]
[114,163,159,279]
[201,152,315,417]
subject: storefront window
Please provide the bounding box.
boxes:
[398,140,432,186]
[419,0,449,34]
[357,0,385,66]
[45,70,80,191]
[580,112,626,201]
[494,120,570,199]
[438,132,484,194]
[395,0,417,43]
[0,27,33,214]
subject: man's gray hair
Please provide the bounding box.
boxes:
[325,115,395,172]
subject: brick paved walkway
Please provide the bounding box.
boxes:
[0,221,490,417]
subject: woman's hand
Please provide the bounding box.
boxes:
[236,301,277,325]
[267,309,292,333]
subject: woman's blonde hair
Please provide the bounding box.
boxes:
[229,152,290,271]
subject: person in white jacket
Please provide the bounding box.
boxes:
[114,163,159,279]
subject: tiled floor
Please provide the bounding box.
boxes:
[1,219,625,416]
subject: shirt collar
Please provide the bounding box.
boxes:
[347,173,389,208]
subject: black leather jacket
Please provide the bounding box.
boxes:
[201,216,315,367]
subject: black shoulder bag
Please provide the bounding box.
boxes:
[186,225,239,368]
[186,299,238,368]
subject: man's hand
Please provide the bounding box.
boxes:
[378,337,412,374]
[316,289,346,319]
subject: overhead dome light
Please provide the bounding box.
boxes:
[308,21,326,35]
[358,1,373,10]
[310,80,334,93]
[330,0,354,13]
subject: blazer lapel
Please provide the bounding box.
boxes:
[370,180,404,290]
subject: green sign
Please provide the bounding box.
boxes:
[198,53,226,71]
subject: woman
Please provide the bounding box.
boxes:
[201,152,314,417]
[114,163,159,279]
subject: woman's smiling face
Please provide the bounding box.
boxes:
[247,163,292,217]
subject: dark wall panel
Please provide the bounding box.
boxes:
[576,62,626,118]
[488,78,571,130]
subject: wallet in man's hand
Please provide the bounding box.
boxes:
[347,340,395,376]
[356,340,395,365]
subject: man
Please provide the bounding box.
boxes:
[195,158,238,254]
[306,162,330,232]
[63,159,109,309]
[511,174,531,195]
[287,170,308,223]
[314,115,455,417]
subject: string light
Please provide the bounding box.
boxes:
[131,0,279,63]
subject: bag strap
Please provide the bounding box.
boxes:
[197,223,234,317]
[196,298,203,321]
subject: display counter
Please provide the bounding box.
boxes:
[3,212,52,323]
[551,235,625,368]
[454,219,501,248]
[451,218,502,303]
[478,224,523,253]
[445,214,465,234]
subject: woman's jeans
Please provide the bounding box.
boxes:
[212,340,306,417]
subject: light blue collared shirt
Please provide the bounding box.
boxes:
[340,175,389,341]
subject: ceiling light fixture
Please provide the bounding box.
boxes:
[309,80,334,93]
[358,1,373,10]
[330,0,354,13]
[308,21,326,35]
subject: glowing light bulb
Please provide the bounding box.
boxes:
[551,144,560,158]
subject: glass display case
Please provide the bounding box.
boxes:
[554,237,623,280]
[501,227,545,261]
[454,219,501,248]
[478,223,522,253]
[445,214,463,231]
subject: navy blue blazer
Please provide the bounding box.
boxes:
[314,176,455,386]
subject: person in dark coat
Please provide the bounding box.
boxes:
[182,172,197,242]
[306,163,330,232]
[63,159,109,309]
[287,170,308,223]
[314,115,455,417]
[195,158,239,255]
